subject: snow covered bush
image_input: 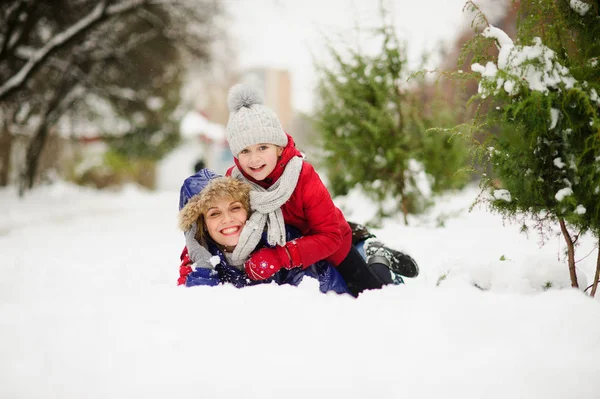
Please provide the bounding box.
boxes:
[463,0,600,292]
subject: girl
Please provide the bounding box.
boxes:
[223,84,417,296]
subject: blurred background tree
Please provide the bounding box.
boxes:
[0,0,223,193]
[312,6,470,225]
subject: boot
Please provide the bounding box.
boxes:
[367,255,394,285]
[365,239,419,278]
[348,221,376,246]
[368,255,405,285]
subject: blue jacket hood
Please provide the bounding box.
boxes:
[179,168,221,210]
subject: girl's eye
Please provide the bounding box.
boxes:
[240,149,249,154]
[207,211,220,218]
[259,145,268,151]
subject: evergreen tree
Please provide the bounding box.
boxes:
[313,14,469,225]
[463,0,600,292]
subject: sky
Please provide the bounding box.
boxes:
[1,175,599,398]
[224,0,507,113]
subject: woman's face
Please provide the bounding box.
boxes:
[204,197,248,250]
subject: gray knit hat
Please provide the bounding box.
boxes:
[225,84,288,157]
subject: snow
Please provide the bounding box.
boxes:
[493,188,512,202]
[555,187,573,201]
[591,88,599,104]
[179,110,225,141]
[1,181,599,399]
[474,27,578,97]
[471,61,498,77]
[155,113,232,190]
[569,0,591,16]
[483,25,513,49]
[155,139,207,190]
[575,204,587,215]
[550,108,560,129]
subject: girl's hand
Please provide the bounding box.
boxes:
[244,247,286,280]
[244,241,303,280]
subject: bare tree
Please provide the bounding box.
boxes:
[0,0,223,191]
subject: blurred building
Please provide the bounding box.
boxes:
[194,67,293,132]
[181,66,320,160]
[240,68,293,131]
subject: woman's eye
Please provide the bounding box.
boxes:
[231,206,241,211]
[207,212,220,218]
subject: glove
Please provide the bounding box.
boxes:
[177,247,193,286]
[282,240,302,270]
[178,265,193,286]
[245,241,303,280]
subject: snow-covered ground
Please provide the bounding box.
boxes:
[1,181,599,399]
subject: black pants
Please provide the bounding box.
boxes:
[336,246,388,297]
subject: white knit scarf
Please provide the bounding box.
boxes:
[230,156,303,265]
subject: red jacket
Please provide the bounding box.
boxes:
[227,135,351,267]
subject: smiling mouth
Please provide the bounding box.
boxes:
[220,226,241,235]
[249,165,265,172]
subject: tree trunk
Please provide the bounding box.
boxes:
[0,132,12,186]
[19,67,72,193]
[558,218,579,288]
[0,105,14,186]
[590,241,600,297]
[0,103,19,187]
[401,196,409,226]
[23,123,49,189]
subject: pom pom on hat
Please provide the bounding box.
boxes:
[225,83,288,157]
[227,84,263,112]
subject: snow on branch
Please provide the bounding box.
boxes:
[471,25,577,98]
[568,0,591,16]
[0,2,108,99]
[0,0,169,100]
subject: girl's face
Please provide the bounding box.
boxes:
[204,198,248,251]
[237,143,283,181]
